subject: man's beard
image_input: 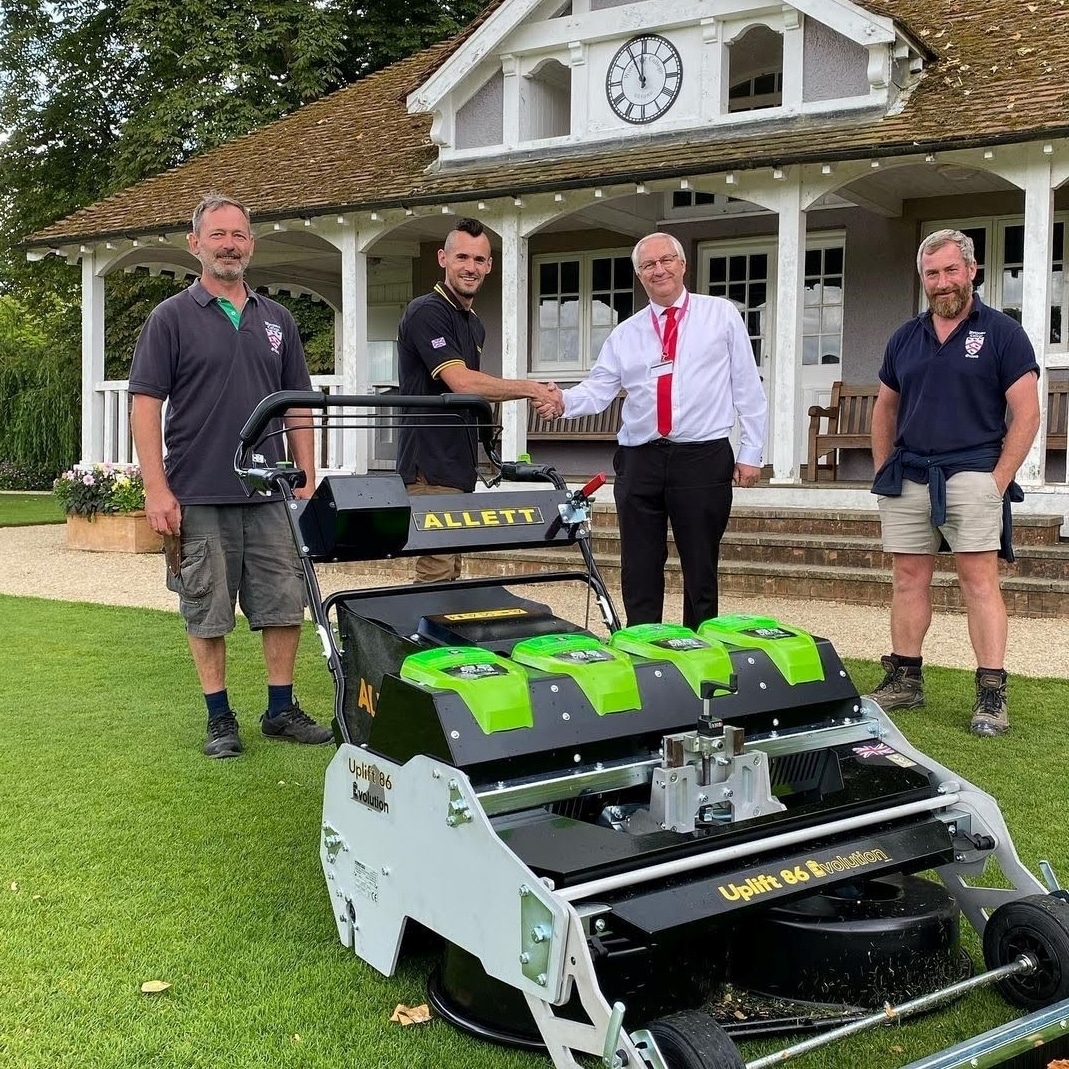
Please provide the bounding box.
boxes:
[203,253,249,282]
[928,282,972,319]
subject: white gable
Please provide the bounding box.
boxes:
[409,0,924,164]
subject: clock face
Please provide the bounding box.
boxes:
[605,34,683,125]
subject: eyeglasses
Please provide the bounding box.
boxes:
[637,254,681,275]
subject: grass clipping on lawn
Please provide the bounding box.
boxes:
[1,594,1068,1069]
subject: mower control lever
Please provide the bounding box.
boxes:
[242,464,308,495]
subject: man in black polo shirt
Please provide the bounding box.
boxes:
[866,229,1040,737]
[396,217,558,582]
[130,192,332,758]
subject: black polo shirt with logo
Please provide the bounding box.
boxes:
[129,281,311,503]
[396,282,485,492]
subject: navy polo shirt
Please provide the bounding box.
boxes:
[396,282,485,492]
[879,294,1039,455]
[129,281,312,504]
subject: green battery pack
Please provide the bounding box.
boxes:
[510,633,640,715]
[400,647,533,734]
[609,622,735,699]
[698,614,825,685]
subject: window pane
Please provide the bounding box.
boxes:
[560,299,579,327]
[561,260,580,293]
[804,249,821,276]
[750,283,766,308]
[539,330,559,364]
[802,335,819,365]
[964,227,986,266]
[803,306,820,332]
[590,298,614,327]
[613,292,634,319]
[821,305,842,333]
[710,284,727,298]
[728,255,747,281]
[1004,225,1024,265]
[750,254,768,280]
[614,257,633,287]
[709,258,727,284]
[728,283,747,305]
[824,246,843,274]
[672,191,691,208]
[559,329,580,362]
[823,279,843,305]
[804,282,821,308]
[592,257,611,291]
[539,298,559,328]
[539,262,558,294]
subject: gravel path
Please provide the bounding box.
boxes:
[2,523,1066,679]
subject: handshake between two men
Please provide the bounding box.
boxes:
[531,381,566,421]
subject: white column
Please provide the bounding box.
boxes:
[81,250,105,462]
[340,223,370,473]
[781,10,803,113]
[770,180,805,483]
[1019,148,1054,487]
[499,215,529,462]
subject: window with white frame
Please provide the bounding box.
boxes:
[923,217,1066,348]
[532,250,635,374]
[698,232,846,369]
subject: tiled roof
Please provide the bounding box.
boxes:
[27,0,1069,247]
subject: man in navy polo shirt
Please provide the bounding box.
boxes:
[130,193,332,758]
[396,217,558,582]
[865,229,1040,737]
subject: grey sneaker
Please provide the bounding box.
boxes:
[970,671,1009,737]
[260,702,333,745]
[865,655,926,711]
[204,711,244,758]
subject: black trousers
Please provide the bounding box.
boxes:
[613,438,734,630]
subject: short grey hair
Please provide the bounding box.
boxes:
[632,232,687,271]
[191,193,252,236]
[917,229,975,274]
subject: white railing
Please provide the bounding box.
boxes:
[95,376,350,471]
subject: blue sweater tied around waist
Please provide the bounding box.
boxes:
[871,445,1023,562]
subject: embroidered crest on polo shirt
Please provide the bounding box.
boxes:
[264,320,283,355]
[964,331,986,358]
[431,337,447,349]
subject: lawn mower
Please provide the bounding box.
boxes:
[236,390,1069,1069]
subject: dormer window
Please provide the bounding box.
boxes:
[728,26,783,114]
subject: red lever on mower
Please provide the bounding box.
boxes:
[578,472,607,500]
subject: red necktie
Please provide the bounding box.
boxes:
[656,305,679,437]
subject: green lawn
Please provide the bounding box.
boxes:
[1,593,1067,1069]
[0,492,65,526]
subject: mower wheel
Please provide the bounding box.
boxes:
[982,894,1069,1010]
[646,1010,746,1069]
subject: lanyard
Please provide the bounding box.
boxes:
[649,292,690,359]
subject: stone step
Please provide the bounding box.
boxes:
[589,504,1066,546]
[579,529,1069,581]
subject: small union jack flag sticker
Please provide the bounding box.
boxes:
[853,742,896,759]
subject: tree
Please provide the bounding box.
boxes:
[0,0,486,482]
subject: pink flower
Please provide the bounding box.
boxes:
[82,473,95,486]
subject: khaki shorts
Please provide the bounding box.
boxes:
[166,502,305,637]
[877,470,1003,554]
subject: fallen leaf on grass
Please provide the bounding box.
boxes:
[140,980,172,995]
[9,881,18,892]
[390,1003,432,1026]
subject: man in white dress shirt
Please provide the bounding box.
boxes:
[540,233,767,629]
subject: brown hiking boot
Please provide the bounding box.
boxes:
[864,655,925,711]
[970,670,1009,737]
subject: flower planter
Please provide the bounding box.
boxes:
[65,511,163,554]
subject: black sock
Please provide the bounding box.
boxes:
[266,684,294,718]
[205,690,230,720]
[977,666,1006,679]
[895,655,923,669]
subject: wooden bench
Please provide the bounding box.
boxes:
[806,378,1069,482]
[528,391,624,440]
[806,381,880,482]
[1048,379,1068,452]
